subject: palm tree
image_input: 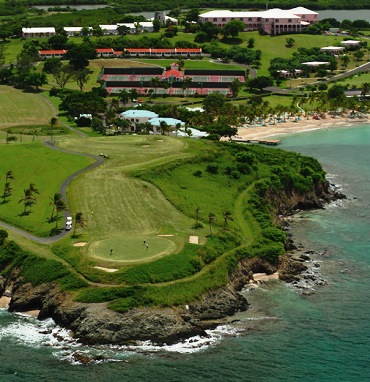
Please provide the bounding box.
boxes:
[229,78,242,99]
[341,55,350,69]
[208,212,216,237]
[49,193,64,220]
[118,89,130,105]
[159,120,169,135]
[2,182,13,203]
[54,198,67,228]
[150,77,161,96]
[49,117,58,140]
[18,188,37,214]
[174,122,182,137]
[195,207,201,226]
[73,212,87,237]
[29,183,39,195]
[222,210,233,230]
[5,170,14,183]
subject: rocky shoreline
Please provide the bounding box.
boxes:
[0,181,345,348]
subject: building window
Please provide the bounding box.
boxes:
[222,18,226,21]
[265,19,269,22]
[288,19,292,23]
[257,18,261,22]
[213,18,217,22]
[275,19,279,22]
[248,18,252,21]
[302,15,306,18]
[239,18,243,21]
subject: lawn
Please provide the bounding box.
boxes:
[0,85,55,129]
[88,235,177,263]
[0,141,94,236]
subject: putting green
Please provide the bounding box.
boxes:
[88,236,177,263]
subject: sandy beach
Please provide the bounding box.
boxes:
[234,115,369,141]
[0,296,11,309]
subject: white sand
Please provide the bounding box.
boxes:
[157,234,174,237]
[189,236,199,244]
[94,266,119,273]
[73,242,87,247]
[234,114,367,141]
[252,272,279,283]
[0,296,11,309]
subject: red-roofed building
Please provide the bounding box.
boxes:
[96,48,115,58]
[39,50,67,59]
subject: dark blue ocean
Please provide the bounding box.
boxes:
[1,125,369,381]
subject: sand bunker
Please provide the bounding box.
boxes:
[157,234,174,237]
[94,266,119,273]
[74,242,87,247]
[189,236,199,244]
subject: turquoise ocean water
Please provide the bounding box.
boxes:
[1,125,369,381]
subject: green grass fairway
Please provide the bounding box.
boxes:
[88,236,177,263]
[0,86,55,128]
[0,141,94,236]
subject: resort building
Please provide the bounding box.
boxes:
[198,7,318,35]
[22,27,56,38]
[120,110,159,132]
[38,49,67,59]
[100,66,246,96]
[63,27,83,36]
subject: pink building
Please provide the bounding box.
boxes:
[198,7,318,35]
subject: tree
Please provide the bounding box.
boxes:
[222,210,233,230]
[328,84,346,100]
[183,77,192,99]
[53,64,74,88]
[247,76,273,91]
[118,89,130,105]
[150,76,161,96]
[49,193,67,228]
[117,25,130,36]
[49,117,58,140]
[222,20,245,39]
[247,38,255,48]
[23,72,48,92]
[43,58,62,74]
[48,34,68,50]
[229,78,242,99]
[153,19,161,32]
[3,182,13,203]
[0,44,6,68]
[74,68,92,91]
[203,92,226,118]
[353,50,365,62]
[285,38,295,48]
[186,9,200,22]
[195,207,201,226]
[73,212,87,236]
[208,212,216,237]
[66,43,97,70]
[19,188,37,214]
[205,122,237,140]
[340,55,350,69]
[0,229,7,245]
[5,170,14,183]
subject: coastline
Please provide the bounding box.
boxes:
[234,115,368,141]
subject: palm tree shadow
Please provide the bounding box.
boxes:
[49,227,63,236]
[19,210,32,217]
